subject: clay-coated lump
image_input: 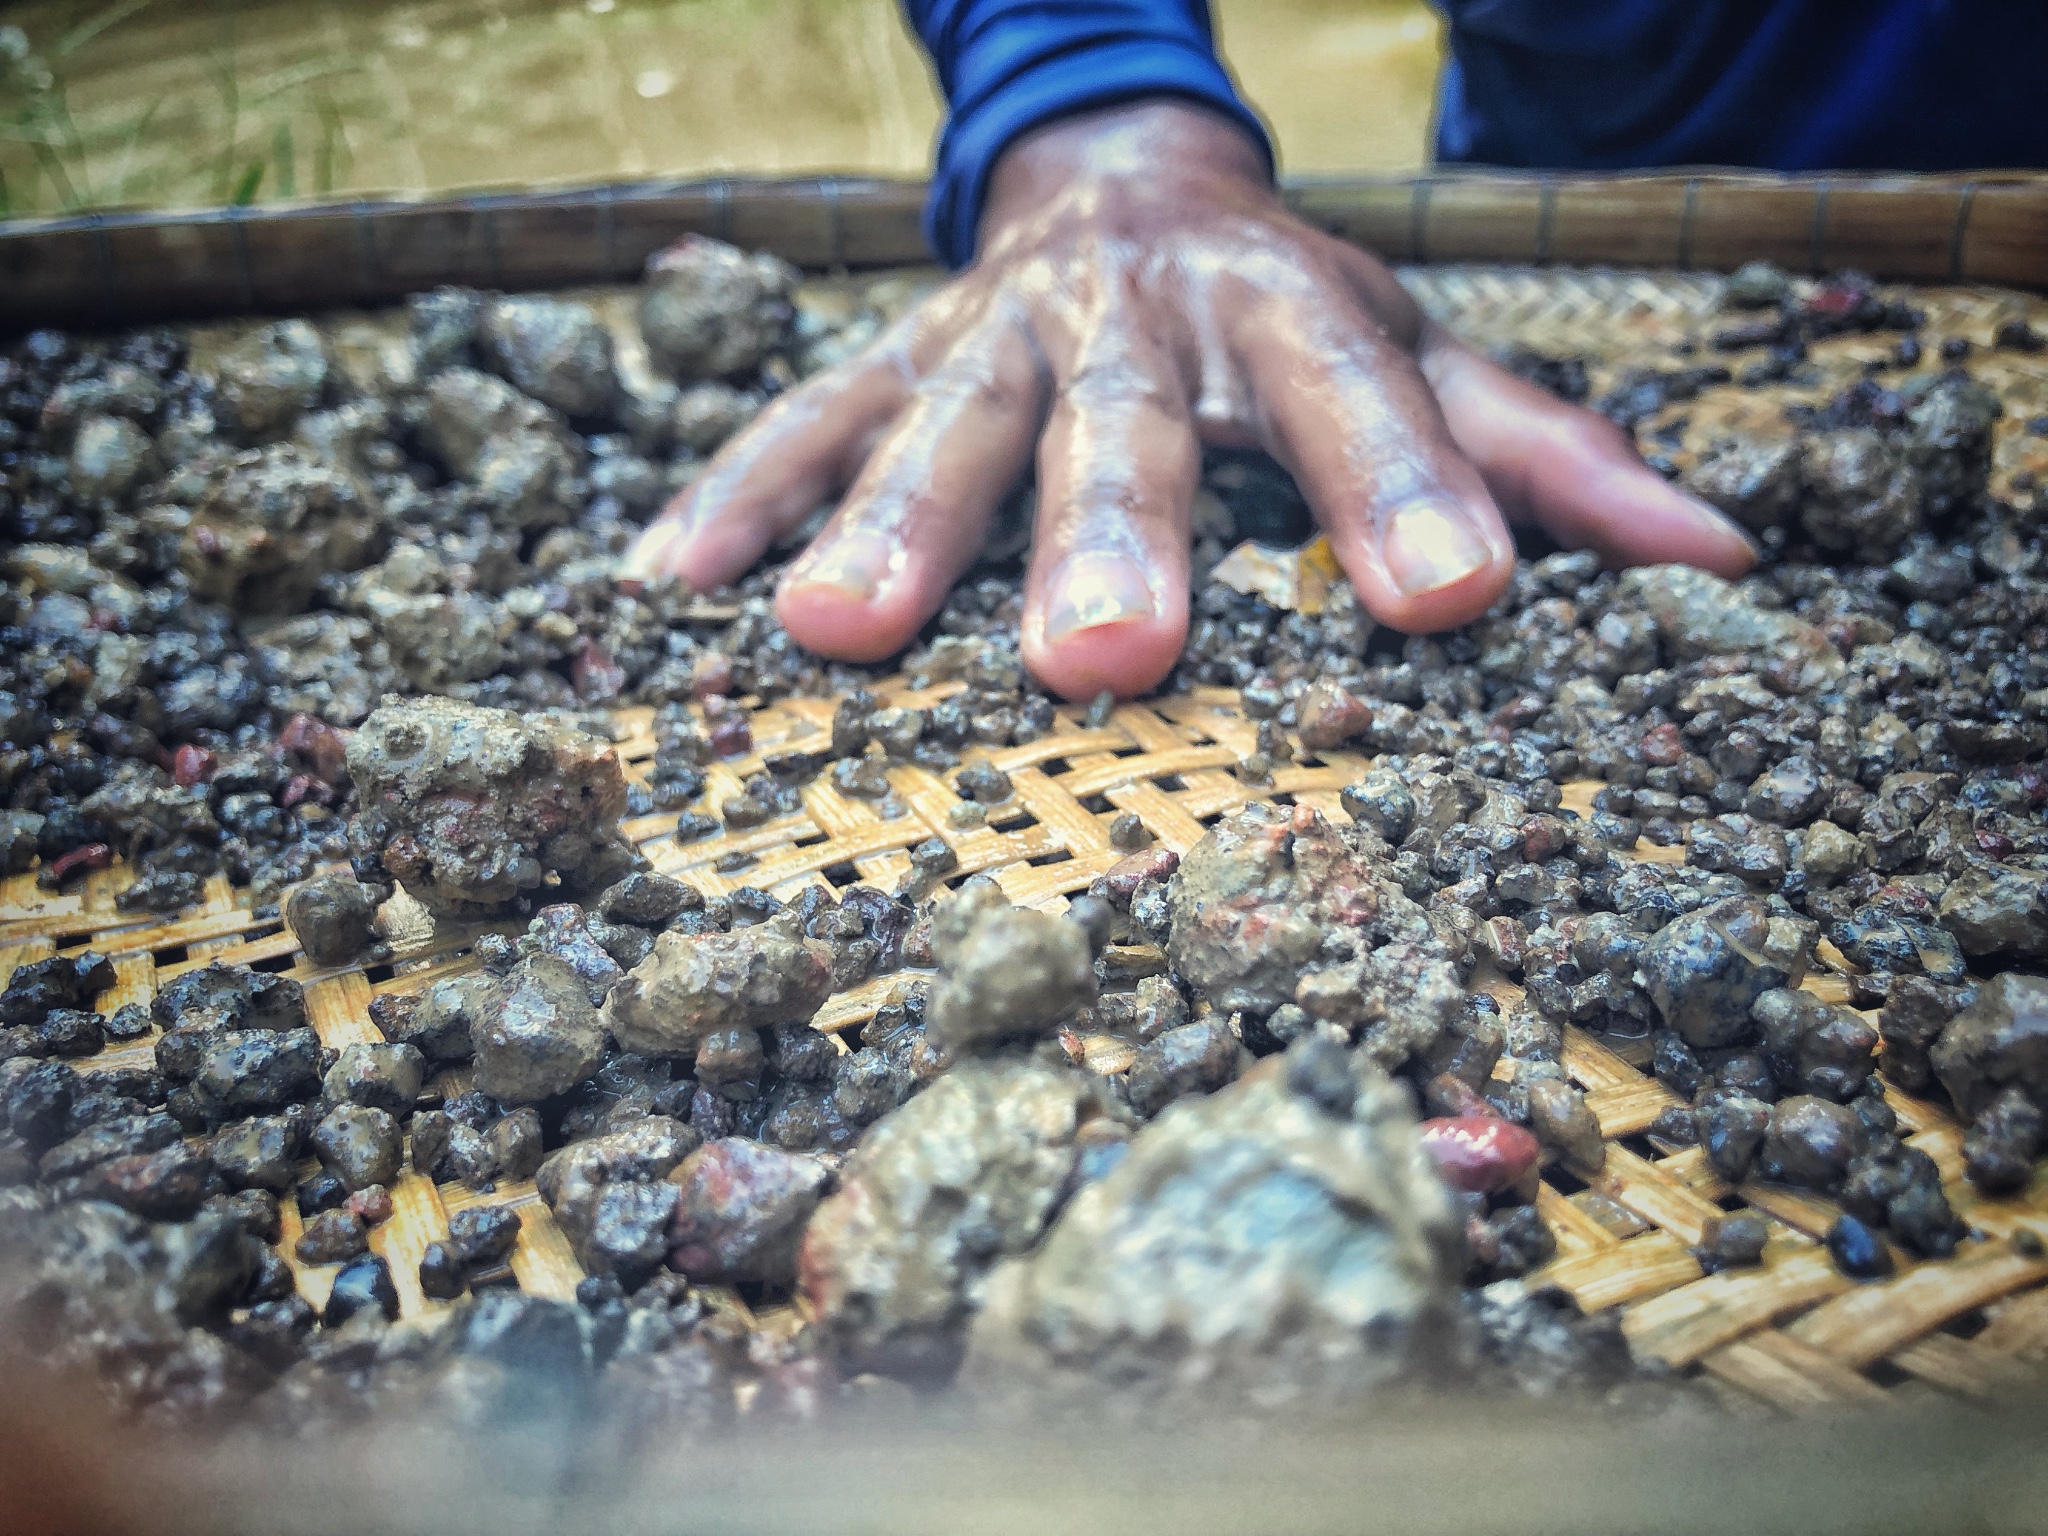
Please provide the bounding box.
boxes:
[346,694,638,917]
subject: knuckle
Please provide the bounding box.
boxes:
[1060,357,1185,421]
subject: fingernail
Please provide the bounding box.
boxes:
[1677,491,1765,559]
[1381,501,1494,596]
[790,529,897,600]
[621,519,685,583]
[1043,553,1156,642]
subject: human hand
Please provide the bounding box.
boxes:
[624,100,1756,700]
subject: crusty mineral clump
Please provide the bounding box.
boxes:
[926,883,1097,1051]
[345,694,639,917]
[638,235,798,380]
[602,924,832,1057]
[963,1046,1460,1404]
[1166,803,1387,1015]
[1930,973,2048,1121]
[1635,895,1813,1048]
[471,956,609,1104]
[800,1059,1111,1381]
[175,445,385,614]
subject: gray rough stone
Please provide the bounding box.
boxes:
[178,445,384,614]
[1684,435,1801,534]
[321,1042,427,1115]
[479,295,617,419]
[801,1060,1109,1381]
[638,235,797,380]
[69,414,157,505]
[1618,564,1845,692]
[285,871,381,968]
[926,887,1096,1052]
[1938,864,2048,959]
[1799,431,1921,556]
[1636,896,1813,1048]
[312,1104,402,1192]
[1930,973,2048,1120]
[209,319,329,440]
[386,972,497,1063]
[471,957,608,1105]
[535,1116,698,1273]
[962,1051,1460,1404]
[603,926,832,1057]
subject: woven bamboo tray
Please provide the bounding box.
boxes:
[3,169,2047,331]
[7,264,2048,1415]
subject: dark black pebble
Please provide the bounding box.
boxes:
[323,1254,400,1327]
[1826,1213,1895,1279]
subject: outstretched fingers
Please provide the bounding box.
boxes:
[1234,267,1516,634]
[775,309,1047,662]
[1420,333,1759,575]
[1021,311,1202,700]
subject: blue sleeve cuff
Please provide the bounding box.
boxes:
[921,32,1273,268]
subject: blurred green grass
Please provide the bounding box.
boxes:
[0,0,1438,222]
[1,0,366,216]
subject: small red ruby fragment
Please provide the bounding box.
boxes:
[573,636,626,704]
[281,773,336,810]
[1419,1115,1541,1195]
[38,843,114,890]
[276,713,350,784]
[1639,722,1686,768]
[171,744,219,788]
[691,652,735,700]
[706,710,752,758]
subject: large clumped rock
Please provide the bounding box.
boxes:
[478,295,617,419]
[638,235,798,380]
[800,1060,1111,1382]
[345,695,639,917]
[963,1046,1461,1404]
[1617,564,1844,692]
[925,885,1096,1051]
[1167,803,1394,1015]
[1931,973,2048,1121]
[176,445,385,614]
[471,957,608,1104]
[602,925,832,1057]
[1635,896,1813,1048]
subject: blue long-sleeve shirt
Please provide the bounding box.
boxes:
[905,1,2048,267]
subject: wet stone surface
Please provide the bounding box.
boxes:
[7,257,2048,1427]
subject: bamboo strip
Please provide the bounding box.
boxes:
[1700,1332,1892,1411]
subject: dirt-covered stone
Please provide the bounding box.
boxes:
[800,1060,1110,1381]
[471,956,609,1105]
[346,695,638,917]
[666,1137,834,1285]
[963,1046,1460,1404]
[603,925,832,1057]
